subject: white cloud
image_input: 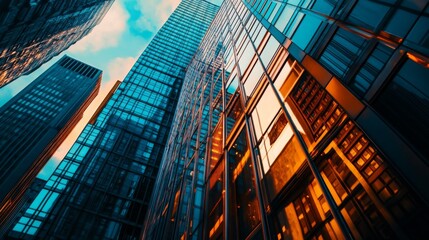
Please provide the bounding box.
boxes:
[69,1,130,53]
[106,56,137,83]
[134,0,181,32]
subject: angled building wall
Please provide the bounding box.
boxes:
[143,0,429,239]
[3,1,219,239]
[0,0,114,87]
[0,55,101,235]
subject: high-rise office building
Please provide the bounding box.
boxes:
[0,56,101,234]
[0,178,47,238]
[143,0,429,239]
[0,0,114,88]
[4,1,219,239]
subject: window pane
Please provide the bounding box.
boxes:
[226,98,243,136]
[347,0,389,31]
[351,43,394,96]
[291,14,322,50]
[374,59,429,162]
[243,60,264,96]
[263,135,306,199]
[251,86,281,140]
[228,129,260,239]
[319,29,367,79]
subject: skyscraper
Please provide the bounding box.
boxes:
[143,0,429,239]
[4,1,219,239]
[0,178,47,238]
[0,55,101,234]
[0,0,114,88]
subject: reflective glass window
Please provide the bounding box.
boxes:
[347,0,389,31]
[260,35,280,67]
[291,14,322,50]
[373,58,429,162]
[276,179,343,239]
[311,0,336,15]
[319,29,367,79]
[263,133,306,199]
[406,16,429,49]
[226,97,243,136]
[384,9,417,37]
[228,129,261,239]
[351,43,394,96]
[243,60,264,96]
[274,5,295,33]
[275,58,303,98]
[291,75,345,140]
[207,160,224,239]
[251,86,281,140]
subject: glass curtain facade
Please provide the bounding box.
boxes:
[4,1,218,239]
[144,0,429,239]
[0,178,47,238]
[0,0,114,88]
[0,55,101,237]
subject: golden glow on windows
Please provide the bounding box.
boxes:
[209,214,223,238]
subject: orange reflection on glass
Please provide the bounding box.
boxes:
[277,179,344,240]
[209,119,223,172]
[232,150,250,181]
[209,214,223,238]
[274,59,303,98]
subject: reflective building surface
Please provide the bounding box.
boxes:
[0,0,114,88]
[0,178,47,238]
[0,55,101,236]
[144,0,429,239]
[3,0,218,239]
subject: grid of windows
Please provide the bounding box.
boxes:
[4,1,219,239]
[144,0,429,239]
[0,0,114,87]
[0,56,101,237]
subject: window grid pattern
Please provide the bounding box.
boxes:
[145,0,429,239]
[6,1,218,239]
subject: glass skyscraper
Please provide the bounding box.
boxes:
[144,0,429,239]
[4,1,219,239]
[0,0,114,88]
[0,178,47,238]
[4,0,429,239]
[0,55,101,236]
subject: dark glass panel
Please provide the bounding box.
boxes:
[319,29,367,79]
[226,97,243,136]
[207,160,224,239]
[209,120,224,174]
[407,16,429,49]
[332,121,429,238]
[347,0,389,31]
[373,59,429,162]
[228,129,260,239]
[351,43,394,96]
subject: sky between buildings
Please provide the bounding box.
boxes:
[0,0,222,179]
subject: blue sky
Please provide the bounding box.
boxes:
[0,0,186,179]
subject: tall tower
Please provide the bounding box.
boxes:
[0,55,101,234]
[144,0,429,239]
[4,1,219,239]
[0,0,114,88]
[0,178,47,238]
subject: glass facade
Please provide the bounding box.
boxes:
[0,178,47,238]
[0,0,114,88]
[3,1,219,239]
[144,0,429,239]
[0,55,101,238]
